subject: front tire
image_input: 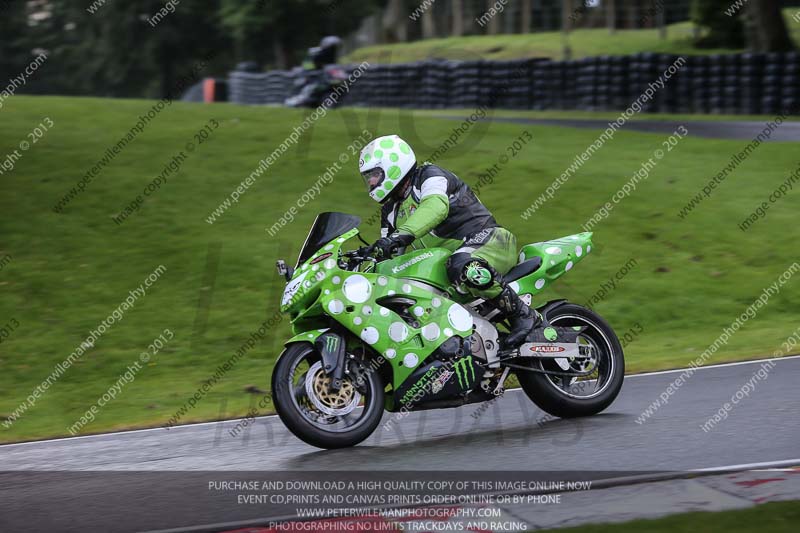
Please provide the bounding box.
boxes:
[272,342,384,449]
[516,303,624,418]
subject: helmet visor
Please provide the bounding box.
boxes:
[361,167,385,193]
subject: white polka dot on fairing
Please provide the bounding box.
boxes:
[422,323,440,341]
[315,272,325,281]
[535,278,546,290]
[565,261,574,271]
[587,245,592,253]
[388,290,396,296]
[324,289,331,295]
[444,328,454,337]
[575,245,582,257]
[307,333,314,338]
[546,246,562,255]
[325,244,334,250]
[432,297,442,308]
[519,252,526,263]
[353,316,362,325]
[378,276,388,286]
[332,276,341,284]
[312,265,319,272]
[402,283,412,293]
[362,305,373,315]
[403,353,419,367]
[413,306,425,317]
[360,327,379,344]
[327,300,344,314]
[324,259,336,269]
[385,348,397,359]
[336,238,345,243]
[379,307,390,316]
[509,281,520,293]
[447,304,473,331]
[389,322,408,342]
[343,274,371,303]
[303,281,311,288]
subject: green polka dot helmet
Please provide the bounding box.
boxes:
[359,134,416,203]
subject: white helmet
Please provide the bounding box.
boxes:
[358,134,416,203]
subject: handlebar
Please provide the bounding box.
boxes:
[342,248,380,266]
[342,244,404,269]
[362,243,378,257]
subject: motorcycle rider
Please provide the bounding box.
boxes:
[360,134,538,348]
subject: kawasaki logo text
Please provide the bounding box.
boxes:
[392,252,435,274]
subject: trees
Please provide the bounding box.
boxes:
[690,0,795,51]
[0,0,33,89]
[5,0,382,98]
[11,0,228,98]
[421,2,437,38]
[452,0,465,36]
[521,0,532,33]
[691,0,746,48]
[745,0,795,52]
[219,0,382,69]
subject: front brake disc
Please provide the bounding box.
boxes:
[304,361,361,416]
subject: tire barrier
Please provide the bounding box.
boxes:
[227,51,800,114]
[228,69,296,105]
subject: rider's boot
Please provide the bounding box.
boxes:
[487,283,541,349]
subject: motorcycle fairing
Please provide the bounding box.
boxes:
[318,270,474,390]
[511,232,594,299]
[281,227,475,390]
[374,248,453,293]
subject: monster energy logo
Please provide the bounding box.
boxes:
[452,356,475,388]
[400,367,438,404]
[325,335,339,352]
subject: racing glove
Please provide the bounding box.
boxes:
[369,232,414,259]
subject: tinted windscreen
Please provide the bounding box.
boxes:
[296,212,361,267]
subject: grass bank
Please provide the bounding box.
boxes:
[0,96,798,442]
[345,11,800,64]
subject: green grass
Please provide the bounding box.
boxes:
[531,501,800,533]
[345,11,800,64]
[1,96,799,443]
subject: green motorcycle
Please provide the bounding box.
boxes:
[273,212,624,449]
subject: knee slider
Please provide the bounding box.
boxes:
[462,257,496,289]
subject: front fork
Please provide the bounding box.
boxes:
[314,331,347,391]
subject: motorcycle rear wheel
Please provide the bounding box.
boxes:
[516,303,624,418]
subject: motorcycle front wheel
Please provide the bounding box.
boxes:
[272,342,384,449]
[516,303,624,418]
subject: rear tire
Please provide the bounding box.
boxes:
[272,343,384,449]
[516,303,624,418]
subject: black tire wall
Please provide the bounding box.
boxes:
[227,52,800,115]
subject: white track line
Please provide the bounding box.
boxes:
[625,354,800,378]
[693,458,800,473]
[2,354,799,448]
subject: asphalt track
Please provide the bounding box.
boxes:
[438,115,800,141]
[1,356,798,532]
